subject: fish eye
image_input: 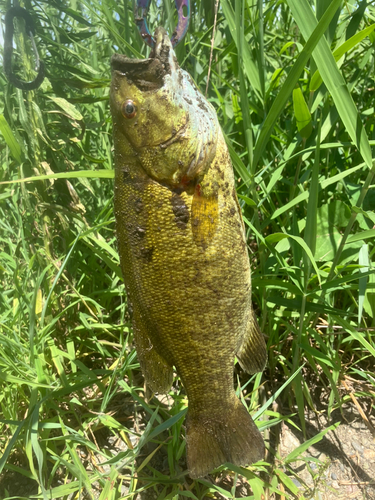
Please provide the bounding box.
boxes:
[122,100,137,119]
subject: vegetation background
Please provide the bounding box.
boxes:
[0,0,374,498]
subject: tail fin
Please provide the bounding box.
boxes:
[186,398,264,479]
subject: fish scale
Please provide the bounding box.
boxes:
[111,27,267,478]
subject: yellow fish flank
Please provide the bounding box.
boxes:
[110,28,267,478]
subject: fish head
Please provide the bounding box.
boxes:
[110,28,219,187]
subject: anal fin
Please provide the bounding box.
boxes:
[133,312,173,394]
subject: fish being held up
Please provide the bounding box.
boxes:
[110,27,267,479]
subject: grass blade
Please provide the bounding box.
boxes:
[252,0,342,169]
[287,0,372,170]
[0,114,22,163]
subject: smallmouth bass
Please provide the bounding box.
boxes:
[110,28,267,478]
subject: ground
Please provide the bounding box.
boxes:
[278,405,375,499]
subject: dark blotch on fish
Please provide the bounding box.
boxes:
[135,226,146,238]
[123,169,130,183]
[171,193,189,230]
[134,198,143,213]
[140,246,154,261]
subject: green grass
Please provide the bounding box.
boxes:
[1,0,375,498]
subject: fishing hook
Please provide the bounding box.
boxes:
[3,6,45,91]
[135,0,190,48]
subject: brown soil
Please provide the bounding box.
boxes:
[276,404,375,500]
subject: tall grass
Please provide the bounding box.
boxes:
[0,0,374,498]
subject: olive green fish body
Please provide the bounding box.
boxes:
[111,28,267,478]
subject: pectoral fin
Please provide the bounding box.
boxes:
[237,310,267,374]
[191,185,219,248]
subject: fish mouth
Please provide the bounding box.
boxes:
[111,28,176,91]
[111,55,166,91]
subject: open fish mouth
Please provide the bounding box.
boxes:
[111,28,176,91]
[111,54,167,91]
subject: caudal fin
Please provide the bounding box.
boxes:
[186,398,265,479]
